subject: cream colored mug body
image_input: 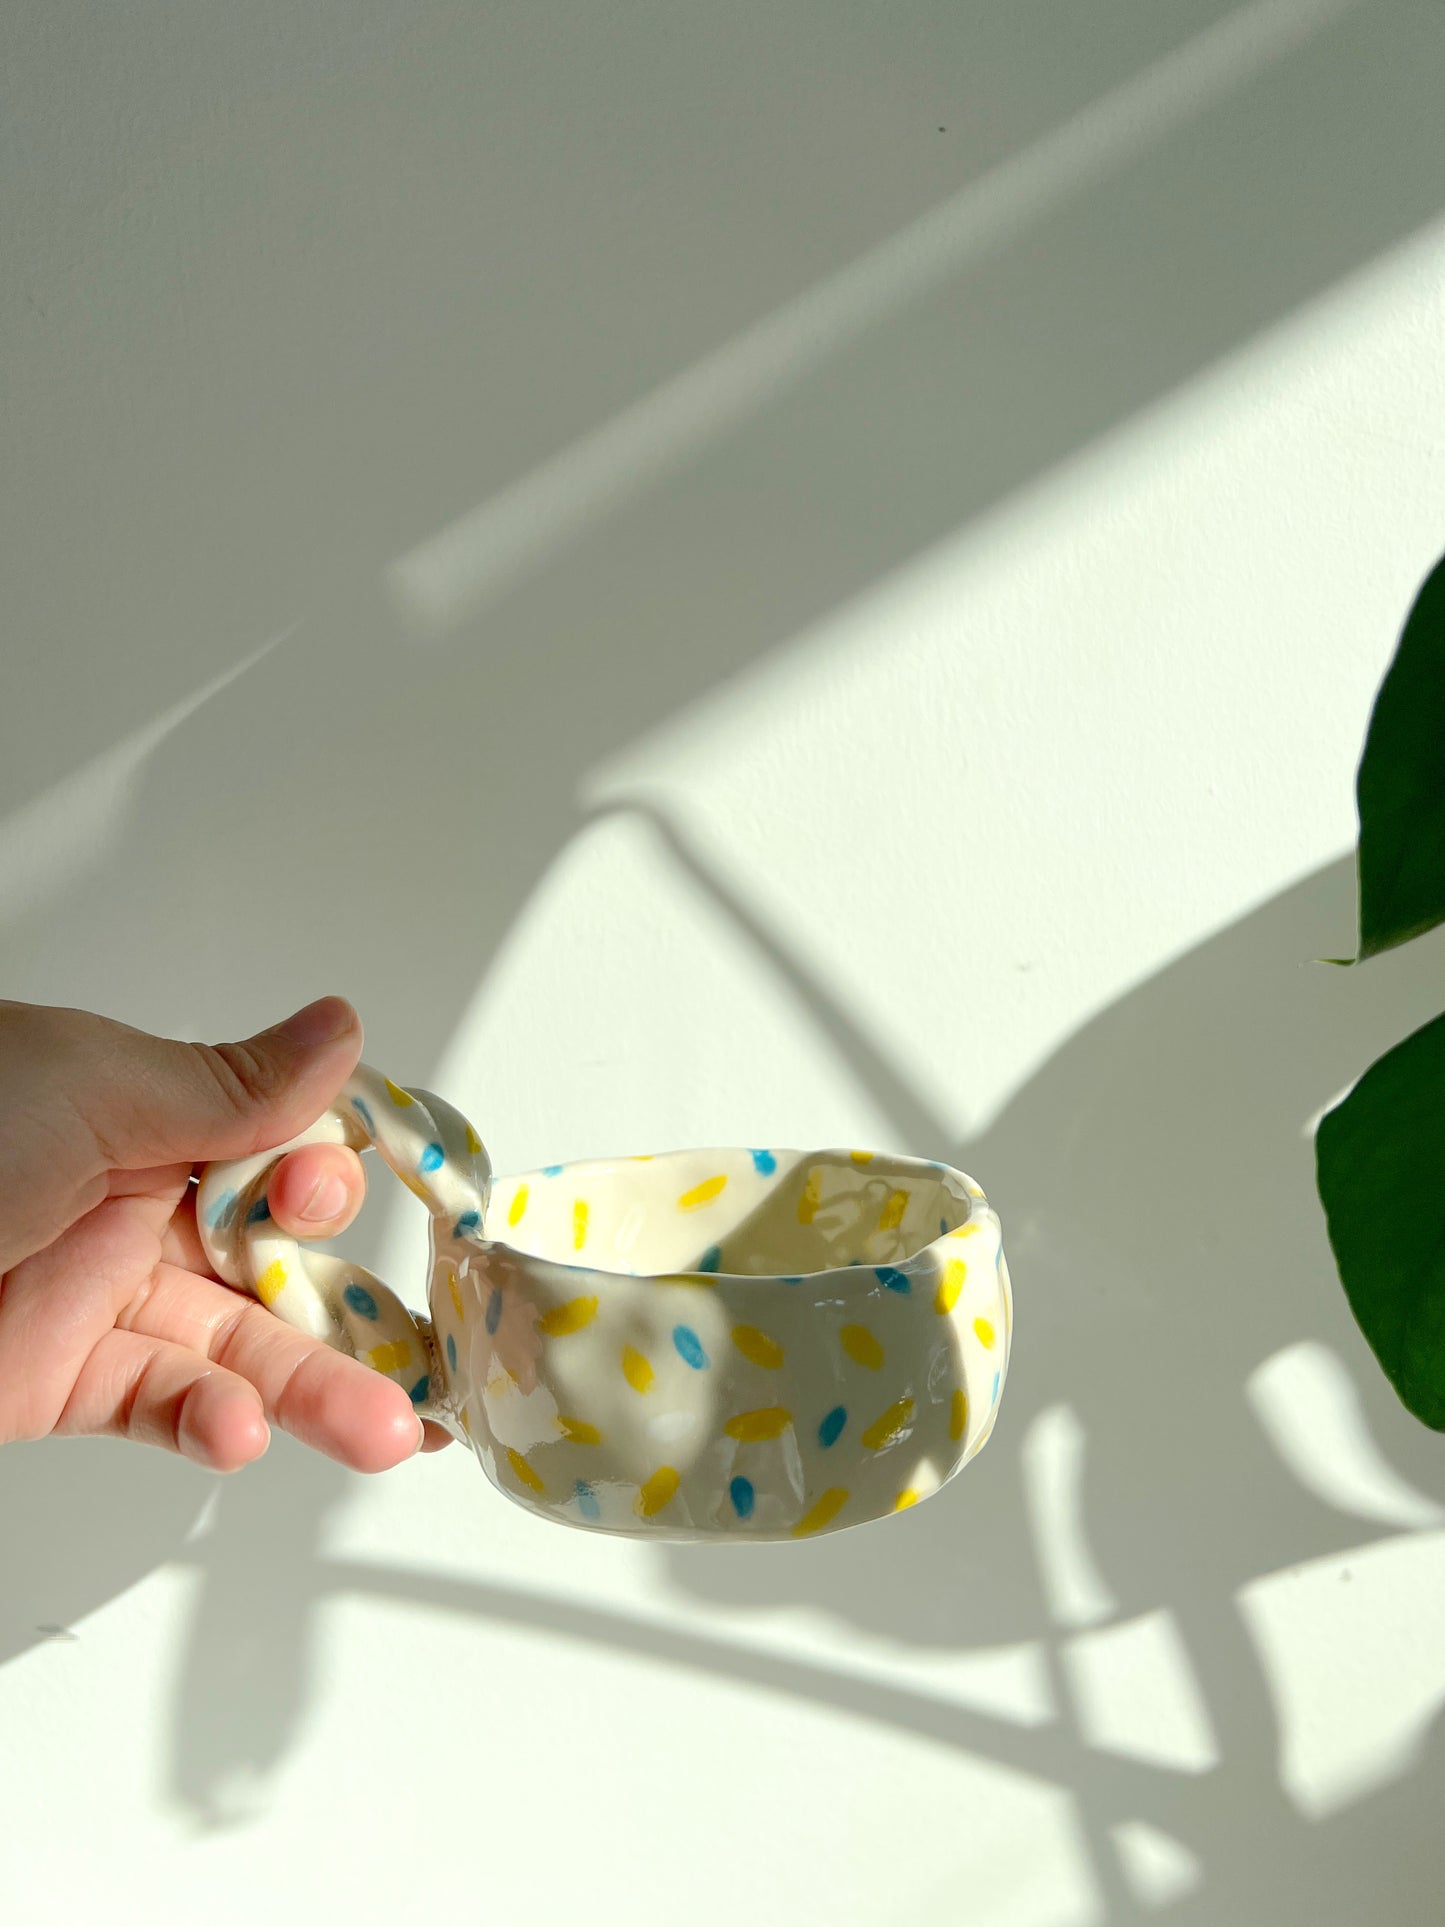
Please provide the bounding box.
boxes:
[197,1065,1011,1541]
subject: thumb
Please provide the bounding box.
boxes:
[76,996,364,1171]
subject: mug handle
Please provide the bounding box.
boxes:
[195,1063,492,1427]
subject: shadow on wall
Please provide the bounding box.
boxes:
[10,4,1445,1060]
[6,850,1445,1919]
[6,0,1445,1000]
[644,813,1445,1922]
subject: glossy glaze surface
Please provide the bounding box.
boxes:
[197,1065,1012,1540]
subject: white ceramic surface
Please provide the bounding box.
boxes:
[197,1063,1012,1539]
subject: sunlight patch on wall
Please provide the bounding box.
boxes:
[1239,1529,1445,1818]
[1022,1404,1119,1630]
[1064,1610,1220,1773]
[1247,1342,1445,1531]
[387,0,1355,641]
[1109,1821,1204,1911]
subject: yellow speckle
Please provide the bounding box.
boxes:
[950,1221,981,1240]
[678,1174,728,1211]
[798,1168,822,1225]
[506,1448,545,1494]
[573,1199,589,1250]
[447,1269,464,1322]
[557,1415,602,1445]
[861,1397,915,1451]
[724,1406,793,1442]
[384,1077,414,1108]
[793,1488,849,1537]
[935,1260,966,1315]
[256,1260,286,1307]
[621,1346,655,1394]
[849,1149,874,1165]
[894,1488,920,1511]
[731,1324,784,1370]
[539,1295,598,1337]
[840,1324,884,1370]
[365,1340,412,1375]
[974,1316,996,1349]
[401,1173,431,1202]
[508,1184,529,1227]
[879,1188,910,1232]
[950,1388,968,1441]
[458,1408,472,1436]
[636,1466,680,1516]
[465,1122,483,1155]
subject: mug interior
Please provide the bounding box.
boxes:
[484,1149,976,1278]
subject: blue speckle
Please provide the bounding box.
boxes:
[940,1217,950,1237]
[698,1245,722,1274]
[419,1141,445,1175]
[818,1405,847,1448]
[453,1209,481,1239]
[245,1196,271,1225]
[485,1288,503,1335]
[673,1325,709,1370]
[575,1479,601,1521]
[779,1275,804,1286]
[343,1283,379,1320]
[353,1096,374,1134]
[991,1371,1001,1405]
[208,1190,238,1230]
[409,1375,430,1405]
[729,1476,755,1519]
[750,1148,777,1176]
[446,1333,458,1372]
[875,1266,911,1294]
[542,1164,564,1178]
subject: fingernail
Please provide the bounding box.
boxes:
[273,996,356,1050]
[298,1170,352,1224]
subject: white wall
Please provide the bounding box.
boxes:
[4,5,1445,1923]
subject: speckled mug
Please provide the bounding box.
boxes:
[197,1064,1012,1541]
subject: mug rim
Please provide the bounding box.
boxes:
[458,1144,989,1287]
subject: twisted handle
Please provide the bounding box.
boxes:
[195,1063,492,1423]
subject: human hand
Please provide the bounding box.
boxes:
[0,996,453,1473]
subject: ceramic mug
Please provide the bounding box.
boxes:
[197,1065,1012,1541]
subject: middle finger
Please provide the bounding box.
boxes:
[121,1261,424,1472]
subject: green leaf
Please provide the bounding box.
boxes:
[1316,1010,1445,1429]
[1355,552,1445,959]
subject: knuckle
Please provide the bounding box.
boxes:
[268,1344,323,1434]
[115,1344,155,1439]
[211,1300,259,1371]
[197,1039,287,1119]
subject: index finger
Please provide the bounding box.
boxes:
[124,1261,423,1472]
